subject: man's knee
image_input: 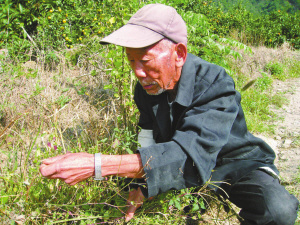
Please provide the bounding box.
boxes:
[265,188,299,225]
[229,170,299,225]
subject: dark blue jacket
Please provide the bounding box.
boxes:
[135,53,278,198]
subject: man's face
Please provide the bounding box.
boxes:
[126,41,179,95]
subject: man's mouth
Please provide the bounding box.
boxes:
[143,84,154,89]
[140,81,157,90]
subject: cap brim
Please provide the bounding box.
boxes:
[100,24,164,48]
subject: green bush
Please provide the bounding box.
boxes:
[0,0,141,55]
[265,61,285,79]
[176,0,300,49]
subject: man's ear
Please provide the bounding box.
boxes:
[174,43,187,68]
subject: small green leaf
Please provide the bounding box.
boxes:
[108,17,116,24]
[104,84,112,90]
[126,148,133,154]
[19,4,23,13]
[192,203,200,211]
[174,199,181,210]
[200,201,206,209]
[1,195,9,204]
[91,70,96,76]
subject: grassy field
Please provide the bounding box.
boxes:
[0,41,299,224]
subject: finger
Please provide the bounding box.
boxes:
[128,189,137,200]
[39,162,60,177]
[39,164,49,177]
[125,205,138,222]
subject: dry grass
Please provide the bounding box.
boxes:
[229,28,265,47]
[230,42,297,80]
[0,47,124,169]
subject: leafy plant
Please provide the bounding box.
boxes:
[256,72,273,91]
[265,61,285,80]
[55,95,71,108]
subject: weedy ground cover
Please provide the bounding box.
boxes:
[0,42,241,224]
[1,0,300,224]
[229,43,300,133]
[0,39,299,224]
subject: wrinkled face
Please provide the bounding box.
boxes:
[126,40,179,95]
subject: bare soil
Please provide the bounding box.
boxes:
[256,77,300,223]
[258,78,300,194]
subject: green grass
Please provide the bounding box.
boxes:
[1,20,300,224]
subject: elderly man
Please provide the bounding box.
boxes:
[40,4,299,224]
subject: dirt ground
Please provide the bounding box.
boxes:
[256,77,300,222]
[258,77,300,194]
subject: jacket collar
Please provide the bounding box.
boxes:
[174,53,195,107]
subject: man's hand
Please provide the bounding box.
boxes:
[125,187,145,222]
[39,152,94,185]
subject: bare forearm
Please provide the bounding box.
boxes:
[101,154,145,178]
[40,152,145,186]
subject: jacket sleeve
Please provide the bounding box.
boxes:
[135,65,240,198]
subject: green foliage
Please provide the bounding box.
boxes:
[265,61,285,80]
[228,54,300,134]
[177,0,300,49]
[212,0,298,15]
[112,127,139,154]
[32,83,46,97]
[241,88,276,133]
[263,11,300,48]
[287,58,300,78]
[0,0,143,48]
[1,0,300,224]
[0,0,38,43]
[102,44,139,130]
[55,95,71,108]
[166,1,251,69]
[255,72,273,91]
[168,188,206,213]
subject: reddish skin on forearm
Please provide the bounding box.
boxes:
[101,154,145,178]
[39,153,145,185]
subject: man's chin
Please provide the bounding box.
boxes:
[146,88,166,96]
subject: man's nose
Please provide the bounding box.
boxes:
[133,62,147,78]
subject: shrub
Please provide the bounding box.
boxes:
[265,61,285,80]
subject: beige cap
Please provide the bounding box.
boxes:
[100,4,187,48]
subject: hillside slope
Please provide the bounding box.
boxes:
[212,0,300,14]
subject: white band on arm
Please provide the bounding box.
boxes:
[94,153,104,180]
[138,129,156,147]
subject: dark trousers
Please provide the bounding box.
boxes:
[227,169,299,225]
